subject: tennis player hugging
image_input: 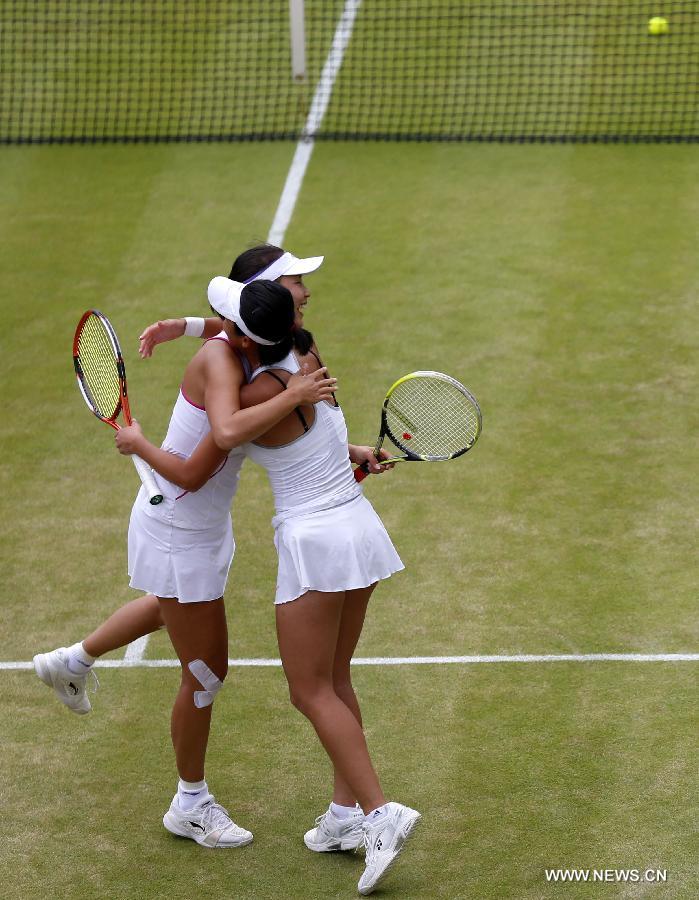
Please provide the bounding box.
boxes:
[34,245,421,896]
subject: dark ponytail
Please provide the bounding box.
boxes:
[292,326,314,355]
[258,334,294,365]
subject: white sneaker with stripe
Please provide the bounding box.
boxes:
[33,647,98,715]
[163,796,253,849]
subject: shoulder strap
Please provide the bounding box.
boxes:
[307,348,323,367]
[308,347,338,408]
[262,370,288,390]
[259,371,309,433]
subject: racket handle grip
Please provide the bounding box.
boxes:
[353,462,370,483]
[131,455,164,505]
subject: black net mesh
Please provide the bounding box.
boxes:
[2,1,697,144]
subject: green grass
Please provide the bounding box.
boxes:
[1,142,698,898]
[3,665,696,899]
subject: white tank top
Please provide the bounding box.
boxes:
[142,334,247,529]
[244,351,361,523]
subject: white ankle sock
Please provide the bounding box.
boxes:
[67,642,95,675]
[177,779,210,811]
[330,802,359,820]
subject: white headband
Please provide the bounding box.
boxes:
[245,251,324,284]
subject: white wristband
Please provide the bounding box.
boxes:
[184,317,206,338]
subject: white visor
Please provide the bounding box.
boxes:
[245,251,324,284]
[207,277,278,346]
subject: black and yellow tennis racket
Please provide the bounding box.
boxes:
[73,310,163,504]
[354,371,482,482]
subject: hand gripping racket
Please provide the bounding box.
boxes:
[354,371,482,482]
[73,310,163,504]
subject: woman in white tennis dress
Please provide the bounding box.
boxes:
[244,346,402,603]
[33,276,336,852]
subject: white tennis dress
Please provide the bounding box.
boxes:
[245,351,404,604]
[127,336,247,603]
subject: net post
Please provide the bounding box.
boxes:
[289,0,306,82]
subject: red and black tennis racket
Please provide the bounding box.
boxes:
[354,371,482,482]
[73,310,163,504]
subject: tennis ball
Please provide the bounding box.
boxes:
[648,17,669,35]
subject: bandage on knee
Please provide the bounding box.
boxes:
[188,659,224,708]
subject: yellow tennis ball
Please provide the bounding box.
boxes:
[648,17,669,35]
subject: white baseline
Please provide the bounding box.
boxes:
[3,653,697,671]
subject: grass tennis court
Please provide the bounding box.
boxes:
[1,142,697,898]
[1,1,699,895]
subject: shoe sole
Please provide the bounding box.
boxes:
[33,653,91,715]
[358,811,421,896]
[163,811,253,849]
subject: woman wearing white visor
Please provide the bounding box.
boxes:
[115,245,422,896]
[33,276,337,851]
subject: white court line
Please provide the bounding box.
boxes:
[268,0,363,245]
[123,635,149,662]
[5,653,698,671]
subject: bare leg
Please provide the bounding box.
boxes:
[83,593,164,658]
[331,584,376,807]
[276,590,385,815]
[158,597,228,782]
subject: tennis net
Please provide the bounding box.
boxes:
[2,1,697,144]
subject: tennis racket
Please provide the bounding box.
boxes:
[73,310,163,505]
[354,371,482,482]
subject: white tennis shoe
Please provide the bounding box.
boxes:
[33,647,98,715]
[357,802,421,895]
[303,805,365,852]
[163,796,253,849]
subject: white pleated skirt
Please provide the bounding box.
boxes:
[273,494,404,604]
[127,496,235,604]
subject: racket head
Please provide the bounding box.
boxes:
[381,371,482,461]
[73,310,129,424]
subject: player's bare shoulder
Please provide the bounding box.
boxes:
[295,342,324,374]
[181,333,245,403]
[199,333,244,375]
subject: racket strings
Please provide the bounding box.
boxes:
[386,377,480,458]
[76,316,121,419]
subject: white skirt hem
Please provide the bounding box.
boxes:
[275,565,404,605]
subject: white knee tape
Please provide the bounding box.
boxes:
[188,659,224,709]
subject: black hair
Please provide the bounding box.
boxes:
[239,280,295,365]
[229,243,284,282]
[229,242,315,356]
[291,324,314,355]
